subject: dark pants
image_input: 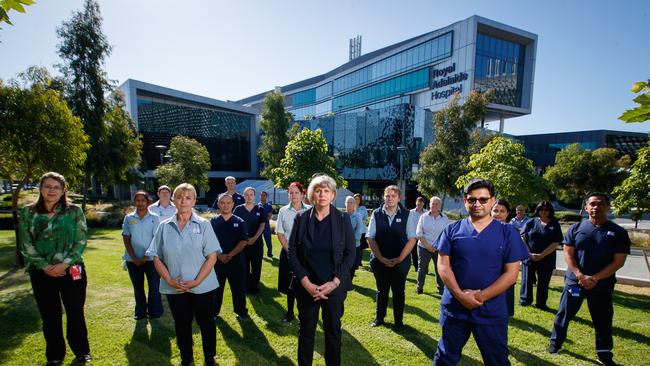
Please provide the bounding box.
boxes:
[215,259,248,316]
[416,246,444,294]
[166,290,217,365]
[351,246,362,279]
[520,261,554,307]
[433,316,509,366]
[550,284,614,357]
[126,261,163,318]
[244,239,264,293]
[29,267,90,362]
[410,244,419,272]
[370,256,410,324]
[296,286,346,366]
[263,223,273,255]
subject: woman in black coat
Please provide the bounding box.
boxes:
[288,174,356,366]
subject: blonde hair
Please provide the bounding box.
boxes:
[307,175,337,204]
[173,183,197,200]
[384,185,400,197]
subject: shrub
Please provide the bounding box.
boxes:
[555,211,582,223]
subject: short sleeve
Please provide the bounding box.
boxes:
[121,215,131,236]
[521,219,534,241]
[435,223,454,255]
[145,223,164,261]
[563,223,578,247]
[239,220,249,242]
[276,209,286,235]
[201,222,222,256]
[614,227,631,254]
[503,225,529,263]
[259,206,268,224]
[552,219,563,243]
[406,211,417,239]
[366,211,377,239]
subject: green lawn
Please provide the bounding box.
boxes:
[0,229,648,366]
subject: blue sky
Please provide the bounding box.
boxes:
[1,0,648,136]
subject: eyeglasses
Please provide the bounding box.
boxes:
[466,196,491,205]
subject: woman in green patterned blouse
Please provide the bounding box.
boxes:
[19,172,91,365]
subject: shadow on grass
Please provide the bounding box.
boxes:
[0,289,41,364]
[509,347,556,365]
[340,328,380,365]
[247,283,296,337]
[353,284,437,323]
[216,316,293,365]
[612,289,650,310]
[124,319,174,366]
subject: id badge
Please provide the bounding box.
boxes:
[70,264,82,281]
[568,284,581,297]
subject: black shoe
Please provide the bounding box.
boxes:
[236,313,250,320]
[45,360,62,366]
[370,319,384,327]
[134,315,147,320]
[204,357,215,366]
[267,252,273,258]
[534,304,549,311]
[76,354,92,363]
[394,321,404,329]
[597,352,618,366]
[519,302,532,307]
[416,288,423,294]
[282,314,295,323]
[148,314,162,319]
[547,344,562,354]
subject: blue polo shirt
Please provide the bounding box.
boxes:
[121,211,160,262]
[211,214,248,272]
[563,220,630,289]
[522,217,563,269]
[436,218,528,324]
[146,213,222,294]
[233,204,268,238]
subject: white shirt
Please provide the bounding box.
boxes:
[416,212,450,249]
[148,200,177,221]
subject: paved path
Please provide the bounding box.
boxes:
[554,248,650,287]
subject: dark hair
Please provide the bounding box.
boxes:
[289,181,306,194]
[584,192,610,205]
[416,196,426,203]
[353,193,363,205]
[133,190,152,203]
[34,172,69,213]
[463,178,495,197]
[534,200,555,218]
[494,199,510,212]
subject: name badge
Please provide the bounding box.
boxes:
[129,220,138,225]
[193,227,201,234]
[549,226,554,230]
[606,231,615,236]
[233,223,239,227]
[256,212,260,216]
[396,218,402,223]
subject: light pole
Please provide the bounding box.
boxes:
[155,145,167,165]
[397,145,407,205]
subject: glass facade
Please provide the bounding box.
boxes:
[474,33,525,107]
[333,32,452,95]
[137,93,253,171]
[332,68,429,111]
[294,103,433,181]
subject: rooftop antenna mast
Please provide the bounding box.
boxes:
[349,35,362,61]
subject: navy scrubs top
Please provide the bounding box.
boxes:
[211,192,245,210]
[210,215,248,272]
[233,204,268,240]
[436,219,528,324]
[563,220,630,289]
[522,217,563,269]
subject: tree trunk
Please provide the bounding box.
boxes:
[11,190,24,268]
[82,176,89,211]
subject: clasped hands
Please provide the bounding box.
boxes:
[43,263,69,277]
[379,256,404,267]
[304,280,338,301]
[166,276,199,293]
[577,273,597,289]
[456,289,485,309]
[218,253,232,264]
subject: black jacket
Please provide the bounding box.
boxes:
[288,205,356,291]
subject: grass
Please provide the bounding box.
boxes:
[0,229,648,366]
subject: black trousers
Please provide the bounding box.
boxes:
[520,260,554,307]
[296,286,347,366]
[370,256,411,324]
[126,261,163,318]
[215,259,248,316]
[244,239,264,293]
[550,283,615,356]
[166,290,217,364]
[410,244,419,272]
[29,266,90,362]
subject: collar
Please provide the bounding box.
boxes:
[288,202,309,212]
[381,204,404,216]
[156,200,175,208]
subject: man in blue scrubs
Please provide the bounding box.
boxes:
[211,176,245,210]
[259,191,274,258]
[433,179,528,366]
[548,193,630,366]
[211,194,250,319]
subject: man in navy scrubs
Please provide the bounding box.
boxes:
[210,193,250,319]
[433,179,528,366]
[211,176,245,210]
[548,193,630,366]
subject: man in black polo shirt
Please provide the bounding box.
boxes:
[210,193,250,319]
[548,193,630,366]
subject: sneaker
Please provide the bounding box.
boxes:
[416,288,423,294]
[76,354,92,363]
[45,360,62,366]
[282,313,295,323]
[236,314,250,320]
[547,344,562,354]
[370,319,384,327]
[597,352,618,366]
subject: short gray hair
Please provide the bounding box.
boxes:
[430,196,442,205]
[307,175,337,204]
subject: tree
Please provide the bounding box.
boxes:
[0,0,34,28]
[612,140,650,228]
[257,91,293,179]
[93,91,142,187]
[0,66,89,267]
[154,136,211,192]
[271,128,347,189]
[544,144,629,207]
[414,90,493,200]
[456,137,549,205]
[56,0,112,209]
[619,80,650,123]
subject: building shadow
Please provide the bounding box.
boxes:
[0,288,41,364]
[216,316,293,365]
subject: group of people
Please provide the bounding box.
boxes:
[19,172,631,366]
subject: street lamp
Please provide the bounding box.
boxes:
[397,145,408,205]
[155,145,167,165]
